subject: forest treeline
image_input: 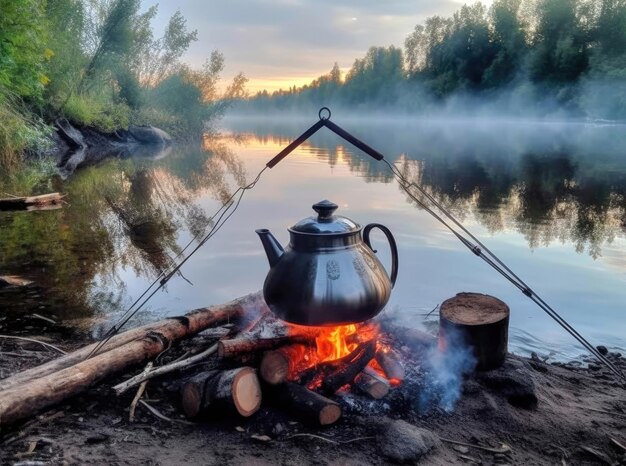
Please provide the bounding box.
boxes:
[0,0,245,168]
[241,0,626,120]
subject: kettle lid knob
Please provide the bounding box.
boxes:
[312,200,338,220]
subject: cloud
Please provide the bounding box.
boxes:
[143,0,482,91]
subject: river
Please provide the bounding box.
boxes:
[1,113,625,360]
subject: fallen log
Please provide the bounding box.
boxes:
[267,382,341,426]
[0,193,65,211]
[0,292,265,428]
[259,344,312,385]
[321,340,376,395]
[355,366,390,399]
[0,292,264,392]
[0,275,34,289]
[181,367,261,418]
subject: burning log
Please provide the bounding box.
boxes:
[375,350,405,382]
[181,367,261,419]
[355,366,390,399]
[268,382,341,426]
[218,336,303,358]
[218,313,314,359]
[321,340,376,394]
[0,292,265,428]
[259,344,311,385]
[440,292,510,370]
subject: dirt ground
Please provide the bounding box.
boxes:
[1,328,625,466]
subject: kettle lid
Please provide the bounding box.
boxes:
[290,200,360,234]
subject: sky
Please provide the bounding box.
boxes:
[144,0,493,94]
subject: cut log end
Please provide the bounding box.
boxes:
[442,292,509,326]
[260,351,289,385]
[319,404,342,425]
[181,382,203,419]
[231,368,262,417]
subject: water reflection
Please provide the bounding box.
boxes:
[0,141,246,329]
[0,117,625,357]
[225,116,626,258]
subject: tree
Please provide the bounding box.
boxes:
[343,46,404,104]
[529,0,591,83]
[483,0,529,86]
[0,0,48,100]
[134,9,198,86]
[44,0,86,107]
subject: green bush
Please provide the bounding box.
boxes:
[0,98,53,170]
[63,94,131,132]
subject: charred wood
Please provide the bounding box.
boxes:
[267,382,341,426]
[355,366,390,399]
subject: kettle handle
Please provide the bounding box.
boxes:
[363,223,398,288]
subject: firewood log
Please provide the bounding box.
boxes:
[0,292,265,393]
[181,367,261,419]
[267,382,341,426]
[355,366,390,399]
[0,292,265,428]
[375,350,405,382]
[321,340,376,394]
[439,292,510,370]
[259,344,312,385]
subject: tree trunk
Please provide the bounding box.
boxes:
[0,292,265,428]
[267,382,341,426]
[181,367,261,419]
[439,292,510,371]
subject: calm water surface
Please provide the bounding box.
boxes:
[1,114,625,359]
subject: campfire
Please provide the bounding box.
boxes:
[180,307,408,426]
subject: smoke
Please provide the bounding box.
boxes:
[418,327,476,412]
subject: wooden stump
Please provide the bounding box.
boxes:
[181,367,261,419]
[439,292,509,371]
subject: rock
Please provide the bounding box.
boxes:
[128,125,172,145]
[478,359,538,410]
[377,419,439,464]
[596,345,608,356]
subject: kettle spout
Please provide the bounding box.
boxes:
[255,229,284,268]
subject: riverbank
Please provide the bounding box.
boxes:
[1,329,624,465]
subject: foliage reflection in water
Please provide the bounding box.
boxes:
[1,117,625,359]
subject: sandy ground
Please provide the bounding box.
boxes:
[1,330,625,466]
